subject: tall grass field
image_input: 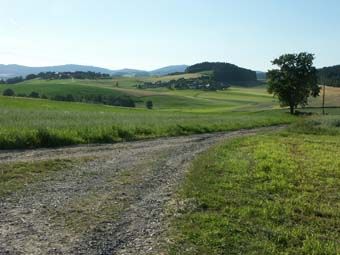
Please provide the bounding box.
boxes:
[0,95,294,149]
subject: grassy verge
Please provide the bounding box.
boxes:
[168,117,340,254]
[0,158,90,197]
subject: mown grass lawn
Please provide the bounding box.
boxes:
[169,117,340,255]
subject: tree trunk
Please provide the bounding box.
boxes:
[290,104,295,115]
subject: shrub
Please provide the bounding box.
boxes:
[3,88,15,96]
[146,100,153,109]
[6,76,24,84]
[115,96,136,108]
[26,74,38,80]
[29,91,40,98]
[53,95,66,101]
[36,128,78,147]
[117,127,135,141]
[332,120,340,128]
[66,94,75,102]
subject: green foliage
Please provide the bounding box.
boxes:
[138,76,230,91]
[317,65,340,87]
[267,53,320,114]
[5,76,24,84]
[17,93,27,97]
[25,71,111,80]
[288,115,340,135]
[169,118,340,254]
[186,62,257,82]
[66,94,75,101]
[146,100,153,109]
[29,91,40,98]
[2,88,15,96]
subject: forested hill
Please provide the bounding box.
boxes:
[185,62,257,82]
[318,65,340,87]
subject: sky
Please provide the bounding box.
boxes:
[0,0,339,71]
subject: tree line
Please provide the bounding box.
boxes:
[317,65,340,87]
[0,71,112,84]
[185,62,257,82]
[137,76,230,91]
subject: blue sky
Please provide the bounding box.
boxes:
[1,0,339,71]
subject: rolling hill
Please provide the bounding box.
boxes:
[149,65,188,76]
[0,64,189,79]
[317,65,340,87]
[0,75,277,111]
[186,62,257,82]
[0,64,115,78]
[256,71,267,80]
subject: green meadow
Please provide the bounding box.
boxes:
[0,75,300,149]
[1,75,339,149]
[0,74,275,111]
[0,95,294,149]
[169,116,340,255]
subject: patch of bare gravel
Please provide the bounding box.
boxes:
[0,127,284,255]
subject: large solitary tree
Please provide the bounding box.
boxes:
[267,53,320,114]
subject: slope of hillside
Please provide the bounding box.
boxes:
[318,65,340,87]
[149,65,188,76]
[256,71,267,80]
[0,77,277,111]
[186,62,257,82]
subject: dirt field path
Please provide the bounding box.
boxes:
[0,127,283,255]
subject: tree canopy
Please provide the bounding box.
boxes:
[3,88,15,96]
[185,62,257,82]
[137,76,230,91]
[317,65,340,87]
[267,53,319,114]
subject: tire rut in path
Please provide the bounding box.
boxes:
[0,127,283,255]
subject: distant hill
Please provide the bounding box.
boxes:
[256,71,267,80]
[0,64,116,79]
[0,64,190,79]
[149,65,188,76]
[317,65,340,87]
[186,62,257,83]
[112,68,150,77]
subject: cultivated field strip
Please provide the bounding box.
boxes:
[0,127,283,255]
